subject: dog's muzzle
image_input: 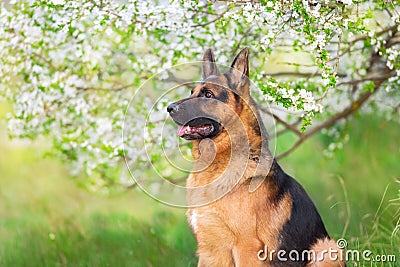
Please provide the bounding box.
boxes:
[167,103,179,113]
[167,98,221,140]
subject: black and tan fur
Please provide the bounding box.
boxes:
[167,48,345,267]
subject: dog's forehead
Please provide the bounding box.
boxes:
[203,75,227,85]
[201,76,229,89]
[203,75,219,83]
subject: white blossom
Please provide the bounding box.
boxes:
[0,0,398,190]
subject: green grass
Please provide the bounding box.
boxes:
[0,105,399,266]
[278,116,400,265]
[0,123,197,266]
[1,212,197,267]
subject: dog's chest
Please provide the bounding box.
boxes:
[188,209,201,232]
[187,193,260,237]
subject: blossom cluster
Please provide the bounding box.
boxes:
[0,0,398,190]
[261,78,322,113]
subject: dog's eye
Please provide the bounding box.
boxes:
[204,90,214,98]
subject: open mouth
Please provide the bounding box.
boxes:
[177,124,215,139]
[174,117,220,140]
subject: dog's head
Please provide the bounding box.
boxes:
[167,47,255,141]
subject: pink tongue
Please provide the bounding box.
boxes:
[177,125,188,137]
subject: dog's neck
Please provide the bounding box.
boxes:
[187,98,274,205]
[191,96,271,178]
[192,97,269,162]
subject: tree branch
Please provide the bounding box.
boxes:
[329,25,397,62]
[192,7,230,28]
[273,118,302,138]
[276,23,398,159]
[260,107,302,137]
[31,52,59,71]
[77,82,136,91]
[277,70,393,160]
[337,72,395,86]
[276,88,377,159]
[124,176,187,190]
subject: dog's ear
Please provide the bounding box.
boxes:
[202,48,221,79]
[227,47,250,96]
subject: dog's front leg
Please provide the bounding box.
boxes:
[232,244,267,267]
[196,247,235,267]
[197,257,206,267]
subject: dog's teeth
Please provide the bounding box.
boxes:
[186,126,190,133]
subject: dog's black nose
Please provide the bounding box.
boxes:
[167,103,178,113]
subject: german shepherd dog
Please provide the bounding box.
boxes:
[167,48,345,267]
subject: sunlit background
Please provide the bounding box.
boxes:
[1,100,399,266]
[0,0,399,266]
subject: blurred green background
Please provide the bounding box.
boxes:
[0,101,399,267]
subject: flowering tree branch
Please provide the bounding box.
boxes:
[0,0,399,191]
[275,25,398,158]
